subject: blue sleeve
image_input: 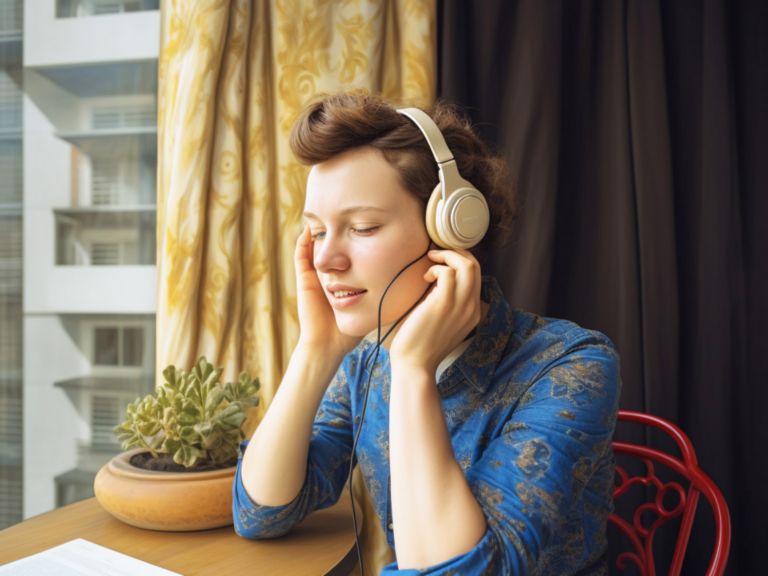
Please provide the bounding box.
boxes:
[381,335,620,574]
[233,355,357,539]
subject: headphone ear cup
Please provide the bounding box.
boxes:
[425,184,448,248]
[437,187,490,249]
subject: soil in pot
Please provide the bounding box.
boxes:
[129,452,237,473]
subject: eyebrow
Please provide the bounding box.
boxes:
[303,206,389,220]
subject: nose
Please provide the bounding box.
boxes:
[313,233,351,273]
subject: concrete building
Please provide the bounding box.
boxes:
[2,0,160,524]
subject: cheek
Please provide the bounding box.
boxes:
[347,218,430,286]
[390,221,430,257]
[358,238,426,281]
[372,243,431,303]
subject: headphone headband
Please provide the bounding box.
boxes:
[396,108,454,165]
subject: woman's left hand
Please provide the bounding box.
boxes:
[389,249,482,374]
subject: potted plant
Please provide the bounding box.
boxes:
[94,356,260,531]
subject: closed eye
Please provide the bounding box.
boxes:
[351,226,380,236]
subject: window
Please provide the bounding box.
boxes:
[93,327,119,365]
[93,326,144,367]
[122,327,143,366]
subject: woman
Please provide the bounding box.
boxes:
[233,92,620,575]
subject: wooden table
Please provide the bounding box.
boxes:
[0,497,357,575]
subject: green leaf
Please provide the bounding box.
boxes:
[200,429,222,450]
[194,421,214,437]
[162,438,181,454]
[178,425,199,443]
[174,444,204,468]
[137,421,161,437]
[149,434,165,450]
[204,388,225,414]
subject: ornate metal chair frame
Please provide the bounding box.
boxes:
[609,410,731,575]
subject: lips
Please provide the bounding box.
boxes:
[325,283,366,297]
[325,284,367,308]
[331,289,366,298]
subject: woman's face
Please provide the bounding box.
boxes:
[303,146,432,338]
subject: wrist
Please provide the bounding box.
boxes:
[390,360,435,385]
[290,344,344,386]
[294,338,346,362]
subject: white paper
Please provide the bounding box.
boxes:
[0,538,181,576]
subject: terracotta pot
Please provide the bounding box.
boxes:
[94,448,235,531]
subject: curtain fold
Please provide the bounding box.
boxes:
[157,1,436,573]
[438,0,767,572]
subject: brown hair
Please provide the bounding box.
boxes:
[289,91,517,260]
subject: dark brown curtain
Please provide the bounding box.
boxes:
[438,0,767,573]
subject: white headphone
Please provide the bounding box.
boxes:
[397,108,490,250]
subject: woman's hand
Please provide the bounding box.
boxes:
[294,225,361,360]
[389,249,482,374]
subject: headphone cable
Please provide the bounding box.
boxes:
[345,244,431,576]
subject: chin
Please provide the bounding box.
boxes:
[336,322,376,338]
[334,316,375,338]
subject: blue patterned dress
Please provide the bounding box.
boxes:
[233,277,620,575]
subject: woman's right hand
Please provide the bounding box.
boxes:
[294,225,361,360]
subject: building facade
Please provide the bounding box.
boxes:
[0,0,159,525]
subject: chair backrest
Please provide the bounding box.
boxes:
[608,410,731,576]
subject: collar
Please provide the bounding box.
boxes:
[436,276,514,396]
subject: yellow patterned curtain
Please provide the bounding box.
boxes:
[157,0,435,573]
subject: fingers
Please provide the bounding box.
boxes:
[424,264,457,303]
[294,225,315,275]
[427,249,480,278]
[425,249,480,301]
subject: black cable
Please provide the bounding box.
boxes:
[345,243,432,576]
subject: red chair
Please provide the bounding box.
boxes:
[608,410,731,575]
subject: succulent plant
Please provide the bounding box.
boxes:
[114,356,260,469]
